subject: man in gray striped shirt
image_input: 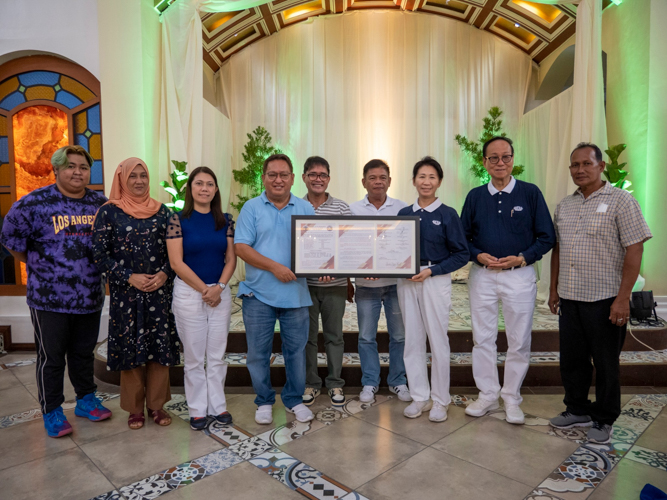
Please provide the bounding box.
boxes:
[301,156,352,407]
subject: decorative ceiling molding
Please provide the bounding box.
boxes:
[156,0,614,71]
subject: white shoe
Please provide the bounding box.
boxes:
[286,403,314,423]
[359,386,378,403]
[403,400,433,418]
[389,385,412,402]
[465,398,500,417]
[504,404,525,425]
[429,401,448,422]
[255,405,273,425]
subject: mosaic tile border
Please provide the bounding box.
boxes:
[90,392,394,500]
[0,392,119,430]
[0,358,37,371]
[96,344,667,367]
[526,394,667,499]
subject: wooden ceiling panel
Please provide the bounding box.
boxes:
[177,0,600,70]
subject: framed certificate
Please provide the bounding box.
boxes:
[291,216,420,278]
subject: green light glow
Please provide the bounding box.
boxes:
[611,0,622,5]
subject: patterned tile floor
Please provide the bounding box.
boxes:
[226,283,666,333]
[95,344,667,368]
[2,352,667,499]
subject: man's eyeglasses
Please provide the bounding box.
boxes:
[485,155,514,164]
[306,172,330,181]
[265,172,292,181]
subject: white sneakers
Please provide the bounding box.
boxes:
[256,404,314,424]
[359,386,378,403]
[403,400,448,422]
[389,385,412,402]
[404,400,433,418]
[286,403,314,423]
[504,404,525,425]
[255,405,273,425]
[465,398,500,417]
[464,398,525,425]
[429,402,448,422]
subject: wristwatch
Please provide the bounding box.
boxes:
[218,282,226,290]
[518,253,527,268]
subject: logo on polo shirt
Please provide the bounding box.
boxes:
[432,220,441,225]
[513,206,524,212]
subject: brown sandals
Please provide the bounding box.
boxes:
[128,412,145,430]
[149,408,172,426]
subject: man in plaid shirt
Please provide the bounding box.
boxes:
[548,142,652,444]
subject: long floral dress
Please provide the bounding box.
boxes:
[92,203,180,371]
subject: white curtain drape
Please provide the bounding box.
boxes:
[219,10,532,210]
[201,99,233,210]
[159,0,267,172]
[517,88,573,299]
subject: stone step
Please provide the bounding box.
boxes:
[94,343,667,388]
[224,327,667,353]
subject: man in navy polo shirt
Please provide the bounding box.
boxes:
[235,153,316,425]
[461,136,555,424]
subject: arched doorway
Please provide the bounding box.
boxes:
[0,55,104,293]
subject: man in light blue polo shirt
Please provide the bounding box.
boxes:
[235,153,316,425]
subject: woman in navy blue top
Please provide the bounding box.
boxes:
[166,167,237,431]
[397,157,469,423]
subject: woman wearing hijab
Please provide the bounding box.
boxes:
[93,158,180,429]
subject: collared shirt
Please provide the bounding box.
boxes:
[554,181,652,302]
[235,191,315,308]
[398,199,469,276]
[349,194,408,288]
[303,193,351,288]
[461,177,555,265]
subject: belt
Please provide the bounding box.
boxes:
[473,262,520,272]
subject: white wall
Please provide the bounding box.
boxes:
[0,0,100,77]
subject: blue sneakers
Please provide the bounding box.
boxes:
[212,412,233,425]
[43,407,73,438]
[190,417,208,431]
[74,393,112,422]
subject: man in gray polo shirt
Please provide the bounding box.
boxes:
[301,156,352,407]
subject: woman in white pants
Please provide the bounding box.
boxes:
[166,167,236,431]
[396,157,469,422]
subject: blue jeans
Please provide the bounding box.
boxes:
[355,285,406,387]
[242,295,309,409]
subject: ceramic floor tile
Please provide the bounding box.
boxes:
[255,417,328,447]
[64,398,134,446]
[635,411,667,453]
[357,447,532,500]
[518,394,570,420]
[10,363,38,385]
[588,457,667,499]
[159,461,303,499]
[340,493,370,500]
[625,444,667,471]
[431,416,579,486]
[80,411,224,486]
[352,396,476,446]
[280,415,426,489]
[0,448,115,500]
[193,447,244,475]
[227,436,273,459]
[0,417,77,471]
[0,369,20,391]
[0,384,39,417]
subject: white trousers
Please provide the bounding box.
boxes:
[172,277,232,417]
[397,274,451,406]
[468,264,536,406]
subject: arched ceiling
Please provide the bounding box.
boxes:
[156,0,614,71]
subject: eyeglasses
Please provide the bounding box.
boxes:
[306,172,330,181]
[485,155,514,164]
[265,172,292,181]
[568,161,598,170]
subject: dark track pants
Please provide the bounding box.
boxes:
[30,308,102,414]
[559,297,626,425]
